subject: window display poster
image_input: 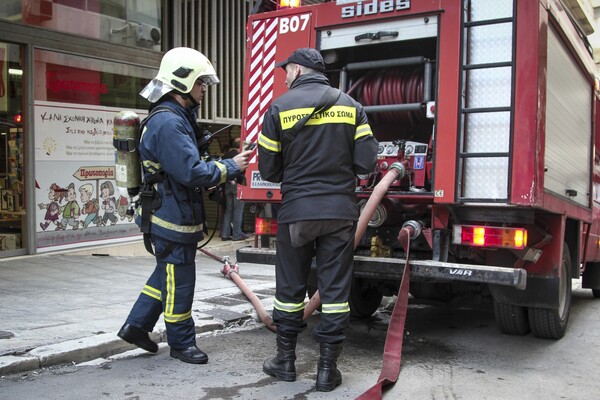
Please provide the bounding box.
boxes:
[35,100,147,250]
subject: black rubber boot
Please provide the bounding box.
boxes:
[263,334,297,382]
[315,342,343,392]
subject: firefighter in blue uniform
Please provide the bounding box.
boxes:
[258,48,378,391]
[117,47,252,364]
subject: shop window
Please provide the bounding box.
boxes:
[34,49,156,251]
[0,42,24,253]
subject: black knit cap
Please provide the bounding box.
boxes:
[275,48,325,72]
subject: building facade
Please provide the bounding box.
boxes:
[0,0,249,257]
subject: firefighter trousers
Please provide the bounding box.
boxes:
[124,235,198,349]
[273,219,356,343]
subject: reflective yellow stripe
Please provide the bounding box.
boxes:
[279,107,312,130]
[321,302,350,314]
[214,161,228,184]
[162,263,193,323]
[164,310,192,323]
[273,298,305,313]
[279,105,356,130]
[142,159,161,174]
[258,132,281,153]
[355,124,373,141]
[137,206,204,233]
[142,285,161,301]
[166,263,175,315]
[151,214,203,233]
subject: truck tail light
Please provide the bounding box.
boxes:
[255,217,278,235]
[452,225,527,250]
[278,0,301,9]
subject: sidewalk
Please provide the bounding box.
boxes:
[0,235,276,376]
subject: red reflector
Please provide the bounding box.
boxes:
[13,114,22,123]
[255,218,278,235]
[457,225,527,249]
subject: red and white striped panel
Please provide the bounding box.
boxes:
[246,18,278,163]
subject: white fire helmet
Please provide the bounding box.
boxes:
[140,47,220,102]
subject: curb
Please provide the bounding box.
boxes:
[0,315,242,376]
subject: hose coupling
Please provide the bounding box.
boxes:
[220,258,239,278]
[402,220,423,239]
[389,161,407,179]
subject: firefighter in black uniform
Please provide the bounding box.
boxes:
[258,48,378,391]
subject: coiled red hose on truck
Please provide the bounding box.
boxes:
[348,68,425,127]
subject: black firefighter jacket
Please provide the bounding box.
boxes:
[258,73,378,224]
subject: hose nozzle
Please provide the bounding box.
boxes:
[389,161,408,179]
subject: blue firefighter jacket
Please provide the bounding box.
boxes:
[135,99,240,244]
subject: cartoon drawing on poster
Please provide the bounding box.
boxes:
[38,183,67,231]
[78,183,100,228]
[99,181,118,227]
[34,101,146,249]
[56,183,80,230]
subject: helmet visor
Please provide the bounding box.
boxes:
[140,79,176,103]
[198,74,220,86]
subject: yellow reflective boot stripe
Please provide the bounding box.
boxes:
[164,310,192,323]
[321,302,350,314]
[279,105,356,130]
[142,285,161,301]
[162,263,192,323]
[273,298,305,313]
[258,132,281,153]
[214,161,228,184]
[355,124,373,140]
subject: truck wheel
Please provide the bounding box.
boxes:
[493,301,530,335]
[349,278,383,318]
[528,244,572,339]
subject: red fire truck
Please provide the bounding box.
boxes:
[237,0,600,339]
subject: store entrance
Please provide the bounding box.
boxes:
[0,42,25,254]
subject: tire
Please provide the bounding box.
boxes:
[592,289,600,298]
[493,301,530,336]
[349,279,383,318]
[528,244,572,339]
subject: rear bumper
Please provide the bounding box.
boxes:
[236,247,527,289]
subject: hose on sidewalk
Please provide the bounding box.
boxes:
[198,247,277,332]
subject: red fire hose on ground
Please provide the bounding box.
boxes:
[198,247,277,333]
[356,225,413,400]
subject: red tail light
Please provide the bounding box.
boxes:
[453,225,527,249]
[255,218,278,235]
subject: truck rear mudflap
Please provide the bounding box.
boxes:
[236,247,527,289]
